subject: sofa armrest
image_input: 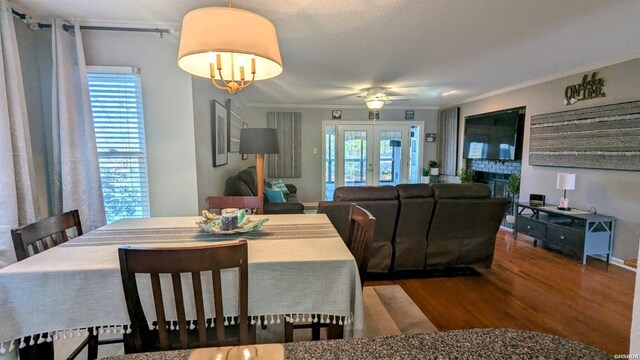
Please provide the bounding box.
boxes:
[285,184,298,194]
[264,202,305,214]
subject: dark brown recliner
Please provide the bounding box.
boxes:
[426,183,508,269]
[317,186,399,273]
[394,184,435,271]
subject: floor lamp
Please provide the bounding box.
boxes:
[239,128,280,207]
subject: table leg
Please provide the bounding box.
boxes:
[18,336,54,360]
[327,323,343,340]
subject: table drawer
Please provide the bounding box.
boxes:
[546,225,583,248]
[516,217,546,239]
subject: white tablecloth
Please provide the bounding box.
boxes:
[0,215,363,353]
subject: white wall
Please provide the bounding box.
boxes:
[245,107,438,202]
[82,31,200,216]
[452,58,640,259]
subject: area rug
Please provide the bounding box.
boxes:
[54,285,437,358]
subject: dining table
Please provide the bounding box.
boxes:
[0,214,364,359]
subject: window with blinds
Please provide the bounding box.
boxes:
[87,68,150,224]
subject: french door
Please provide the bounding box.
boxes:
[324,121,422,200]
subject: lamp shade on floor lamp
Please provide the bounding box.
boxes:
[240,128,280,211]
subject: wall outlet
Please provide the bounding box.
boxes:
[313,148,318,154]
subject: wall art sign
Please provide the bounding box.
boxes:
[564,72,605,105]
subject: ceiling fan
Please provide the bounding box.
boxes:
[358,87,412,110]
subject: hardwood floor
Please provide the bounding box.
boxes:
[367,230,635,354]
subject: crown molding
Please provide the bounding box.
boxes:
[444,51,640,109]
[246,103,439,110]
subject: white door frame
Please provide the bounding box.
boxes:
[321,120,424,200]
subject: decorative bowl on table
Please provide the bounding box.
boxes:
[197,210,269,235]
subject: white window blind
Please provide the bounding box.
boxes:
[87,68,150,223]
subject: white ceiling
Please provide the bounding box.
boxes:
[14,0,640,108]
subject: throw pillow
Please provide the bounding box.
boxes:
[270,179,289,194]
[264,187,286,203]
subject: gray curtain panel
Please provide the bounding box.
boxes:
[267,112,302,178]
[51,20,106,232]
[529,100,640,171]
[0,0,39,268]
[438,107,459,176]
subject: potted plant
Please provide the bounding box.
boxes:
[421,168,430,184]
[458,168,476,183]
[505,173,521,224]
[429,161,439,176]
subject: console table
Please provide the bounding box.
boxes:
[514,202,615,265]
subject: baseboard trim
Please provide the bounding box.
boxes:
[591,254,636,272]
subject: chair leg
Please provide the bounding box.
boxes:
[311,323,321,341]
[284,322,294,343]
[87,333,99,360]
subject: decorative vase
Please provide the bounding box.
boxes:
[421,176,430,184]
[430,168,439,176]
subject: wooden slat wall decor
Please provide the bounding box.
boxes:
[267,112,303,178]
[438,107,460,176]
[529,100,640,170]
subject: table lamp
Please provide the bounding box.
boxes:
[556,173,575,211]
[240,128,280,202]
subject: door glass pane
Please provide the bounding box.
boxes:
[409,125,421,183]
[325,125,336,200]
[379,131,402,185]
[344,131,368,186]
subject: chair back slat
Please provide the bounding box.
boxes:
[191,272,207,347]
[212,269,226,343]
[118,241,252,353]
[171,273,189,347]
[11,210,83,261]
[206,196,264,215]
[347,204,376,285]
[150,273,169,348]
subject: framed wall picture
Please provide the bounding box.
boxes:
[211,100,228,167]
[332,109,342,119]
[368,110,380,120]
[227,99,243,153]
[241,122,249,160]
[405,110,415,120]
[425,133,437,142]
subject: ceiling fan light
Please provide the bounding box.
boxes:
[366,99,384,110]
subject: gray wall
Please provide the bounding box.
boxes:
[245,107,438,202]
[452,57,640,260]
[191,78,258,211]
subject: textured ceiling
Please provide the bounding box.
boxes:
[14,0,640,107]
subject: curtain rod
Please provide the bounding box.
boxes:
[11,9,172,36]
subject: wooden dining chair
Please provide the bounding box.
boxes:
[11,209,83,261]
[11,210,120,360]
[206,196,264,215]
[118,240,255,353]
[284,204,376,342]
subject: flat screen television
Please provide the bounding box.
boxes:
[462,107,525,160]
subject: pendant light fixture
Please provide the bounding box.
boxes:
[177,0,283,94]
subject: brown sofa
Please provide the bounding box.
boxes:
[317,183,507,273]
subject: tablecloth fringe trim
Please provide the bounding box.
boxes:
[1,313,354,351]
[0,325,132,354]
